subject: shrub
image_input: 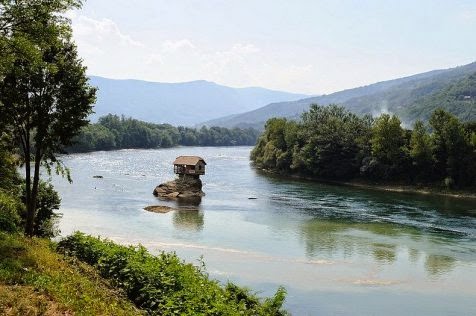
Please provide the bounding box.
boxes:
[58,232,288,315]
[21,181,61,238]
[0,191,22,233]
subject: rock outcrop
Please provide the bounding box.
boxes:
[153,175,204,199]
[144,205,200,214]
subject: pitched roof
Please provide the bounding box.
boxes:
[173,156,206,165]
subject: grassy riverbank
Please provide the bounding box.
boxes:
[0,231,287,315]
[0,232,141,315]
[58,232,287,315]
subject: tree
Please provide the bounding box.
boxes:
[21,180,61,237]
[250,118,290,170]
[409,121,434,180]
[368,114,410,179]
[429,109,473,187]
[298,105,372,178]
[0,0,96,236]
[371,114,407,163]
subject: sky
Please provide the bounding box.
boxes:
[69,0,476,94]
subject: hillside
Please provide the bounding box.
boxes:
[401,73,476,122]
[88,76,309,126]
[202,62,476,129]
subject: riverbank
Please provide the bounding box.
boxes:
[0,232,141,315]
[0,230,287,315]
[256,168,476,200]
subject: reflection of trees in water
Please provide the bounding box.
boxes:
[173,210,204,232]
[171,197,203,231]
[408,248,420,263]
[300,218,458,276]
[300,219,419,261]
[425,254,456,277]
[372,243,396,263]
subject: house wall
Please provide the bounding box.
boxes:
[196,161,206,174]
[174,162,205,175]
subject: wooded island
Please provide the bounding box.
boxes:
[251,105,476,190]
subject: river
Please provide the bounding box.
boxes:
[52,146,476,315]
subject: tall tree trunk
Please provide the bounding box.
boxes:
[24,157,33,236]
[23,130,34,236]
[25,142,41,237]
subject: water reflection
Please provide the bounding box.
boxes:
[300,219,421,258]
[173,210,204,232]
[171,197,204,231]
[299,218,458,277]
[176,196,202,207]
[408,248,421,263]
[372,243,397,264]
[258,169,476,220]
[425,254,456,277]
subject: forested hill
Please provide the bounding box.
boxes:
[401,73,476,122]
[68,114,260,153]
[89,76,309,126]
[202,62,476,129]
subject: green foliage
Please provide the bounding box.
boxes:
[403,73,476,122]
[69,114,261,152]
[69,124,117,152]
[366,114,410,179]
[0,191,22,233]
[429,109,475,187]
[252,105,373,179]
[409,121,434,180]
[21,181,61,238]
[0,135,22,233]
[251,118,294,171]
[371,114,406,163]
[252,106,476,188]
[0,0,96,236]
[58,232,288,316]
[298,105,373,178]
[0,232,142,315]
[0,133,21,194]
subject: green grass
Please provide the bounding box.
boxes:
[0,231,288,315]
[58,232,288,316]
[0,232,143,316]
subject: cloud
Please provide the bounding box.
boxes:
[70,15,316,93]
[145,53,164,65]
[162,39,195,52]
[72,16,144,50]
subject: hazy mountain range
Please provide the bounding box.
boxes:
[88,76,309,126]
[89,61,476,129]
[202,61,476,129]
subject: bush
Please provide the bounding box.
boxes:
[21,181,61,238]
[58,232,288,315]
[0,191,22,233]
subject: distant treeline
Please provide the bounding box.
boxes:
[68,114,260,152]
[251,104,476,189]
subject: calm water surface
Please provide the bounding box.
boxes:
[52,146,476,315]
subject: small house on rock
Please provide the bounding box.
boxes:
[173,156,206,178]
